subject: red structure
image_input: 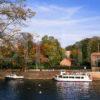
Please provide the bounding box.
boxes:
[91,52,100,71]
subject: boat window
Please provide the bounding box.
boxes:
[81,77,84,79]
[69,76,74,78]
[63,76,68,78]
[59,75,62,78]
[75,77,80,79]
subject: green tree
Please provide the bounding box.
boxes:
[66,36,100,68]
[41,35,63,68]
[0,0,35,69]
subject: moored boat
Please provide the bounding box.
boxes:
[53,71,92,82]
[5,74,24,80]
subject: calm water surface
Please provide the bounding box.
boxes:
[0,79,100,100]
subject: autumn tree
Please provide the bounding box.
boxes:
[41,35,63,68]
[0,0,35,69]
[66,36,100,68]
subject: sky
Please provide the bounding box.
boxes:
[22,0,100,47]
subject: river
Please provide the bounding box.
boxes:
[0,79,100,100]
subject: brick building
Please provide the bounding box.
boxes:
[91,52,100,71]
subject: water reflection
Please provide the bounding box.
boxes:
[0,79,24,100]
[0,80,100,100]
[56,82,91,100]
[7,79,24,87]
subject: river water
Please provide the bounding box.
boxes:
[0,79,100,100]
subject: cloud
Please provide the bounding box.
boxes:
[23,15,100,47]
[33,4,82,19]
[22,4,100,47]
[25,16,100,29]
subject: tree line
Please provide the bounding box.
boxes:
[0,0,64,69]
[0,0,100,70]
[66,36,100,69]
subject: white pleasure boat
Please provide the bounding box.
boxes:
[53,71,92,82]
[5,74,24,80]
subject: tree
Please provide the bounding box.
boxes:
[0,0,35,69]
[0,0,35,35]
[0,0,35,48]
[41,35,63,68]
[66,36,100,68]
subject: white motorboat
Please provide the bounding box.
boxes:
[53,71,92,82]
[5,74,24,80]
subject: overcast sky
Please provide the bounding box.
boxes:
[22,0,100,47]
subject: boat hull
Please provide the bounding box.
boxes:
[5,75,24,80]
[53,77,92,82]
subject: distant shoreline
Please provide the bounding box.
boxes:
[0,70,100,80]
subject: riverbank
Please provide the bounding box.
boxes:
[0,70,100,80]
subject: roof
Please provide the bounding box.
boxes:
[91,52,100,56]
[60,58,71,66]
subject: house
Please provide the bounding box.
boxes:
[60,58,72,67]
[91,52,100,71]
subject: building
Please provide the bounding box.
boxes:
[60,58,72,67]
[91,52,100,71]
[65,51,71,58]
[60,50,72,67]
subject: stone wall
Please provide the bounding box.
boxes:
[0,70,100,80]
[89,72,100,80]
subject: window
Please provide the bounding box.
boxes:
[75,77,80,79]
[63,76,68,78]
[59,75,62,78]
[69,76,74,78]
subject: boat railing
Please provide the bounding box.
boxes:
[60,71,90,76]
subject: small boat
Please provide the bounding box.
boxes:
[5,74,24,80]
[53,71,92,82]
